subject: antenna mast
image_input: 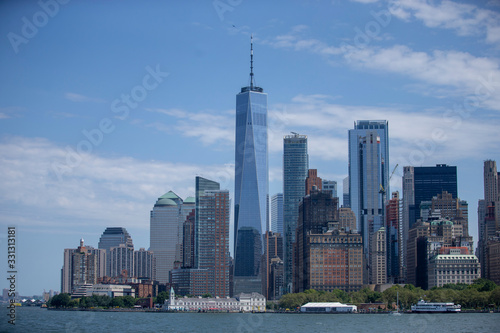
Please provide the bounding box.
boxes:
[250,34,254,89]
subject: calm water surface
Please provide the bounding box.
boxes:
[1,307,499,333]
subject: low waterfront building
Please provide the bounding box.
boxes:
[300,302,357,313]
[165,287,265,312]
[85,284,136,298]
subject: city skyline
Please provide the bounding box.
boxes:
[1,1,499,296]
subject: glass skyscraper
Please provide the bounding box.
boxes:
[283,133,308,292]
[233,37,269,294]
[348,120,389,284]
[195,176,220,268]
[98,227,134,277]
[270,193,283,234]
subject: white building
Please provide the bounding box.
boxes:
[165,288,265,312]
[428,249,480,288]
[85,284,135,298]
[300,302,357,313]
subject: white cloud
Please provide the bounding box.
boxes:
[146,108,234,146]
[65,92,106,103]
[389,0,500,43]
[0,136,235,231]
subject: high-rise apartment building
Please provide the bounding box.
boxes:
[98,227,134,277]
[283,133,308,292]
[271,193,283,234]
[195,176,220,268]
[134,248,155,280]
[371,227,387,285]
[233,37,269,294]
[322,180,338,198]
[305,169,322,195]
[348,120,389,284]
[110,244,134,279]
[150,191,194,284]
[61,239,106,293]
[171,183,231,297]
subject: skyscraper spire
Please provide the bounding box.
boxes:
[250,34,254,89]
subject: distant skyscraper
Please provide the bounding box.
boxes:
[150,191,194,284]
[322,180,337,198]
[195,176,220,268]
[305,169,322,195]
[348,120,389,284]
[343,176,350,208]
[484,160,499,205]
[386,191,400,281]
[98,227,133,277]
[233,36,269,294]
[283,133,308,292]
[271,193,283,234]
[412,164,458,225]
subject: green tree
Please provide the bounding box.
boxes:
[471,278,497,292]
[202,293,212,298]
[122,296,136,308]
[48,293,71,308]
[155,291,169,305]
[488,287,500,306]
[111,297,124,308]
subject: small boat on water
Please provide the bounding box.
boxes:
[411,299,461,313]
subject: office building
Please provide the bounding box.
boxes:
[182,210,195,268]
[305,169,322,195]
[343,176,350,208]
[297,225,363,293]
[428,247,480,288]
[263,231,283,299]
[402,164,457,282]
[150,191,194,284]
[322,180,338,198]
[271,193,283,234]
[338,207,356,231]
[98,227,134,277]
[283,132,308,292]
[233,36,269,294]
[386,191,400,281]
[294,189,339,292]
[348,120,389,284]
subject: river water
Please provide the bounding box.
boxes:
[1,307,498,332]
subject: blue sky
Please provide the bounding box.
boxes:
[1,0,499,296]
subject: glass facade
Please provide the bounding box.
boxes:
[270,193,283,234]
[195,176,220,268]
[283,133,308,291]
[233,86,268,292]
[348,120,389,284]
[98,227,134,277]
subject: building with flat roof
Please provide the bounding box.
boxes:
[428,248,480,288]
[300,302,357,313]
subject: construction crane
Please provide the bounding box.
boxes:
[379,163,399,195]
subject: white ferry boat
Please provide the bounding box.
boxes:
[411,300,461,313]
